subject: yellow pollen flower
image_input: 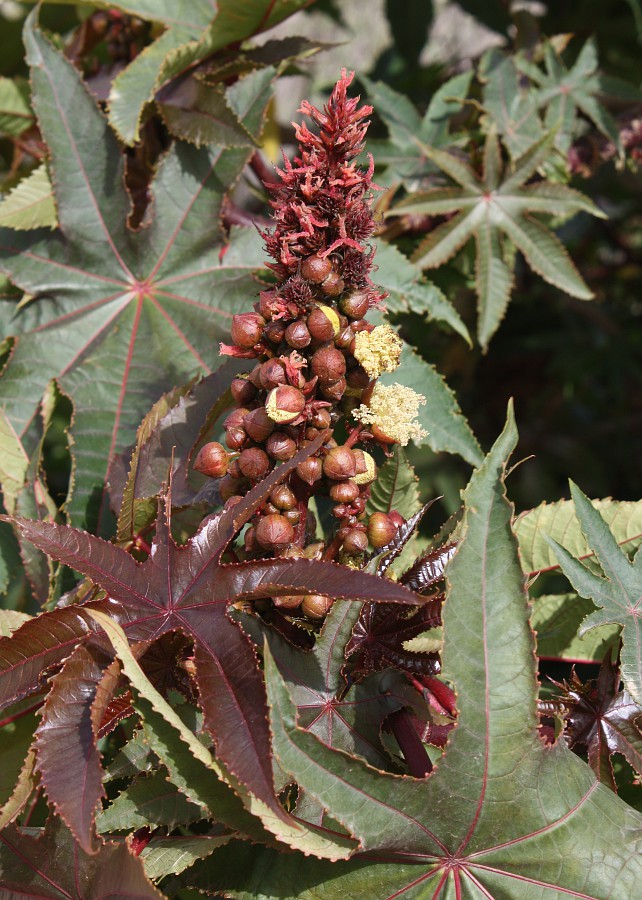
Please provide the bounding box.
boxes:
[353,324,402,378]
[352,383,428,446]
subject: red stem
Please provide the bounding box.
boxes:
[0,698,44,729]
[388,708,433,777]
[344,424,364,448]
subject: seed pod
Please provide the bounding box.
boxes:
[320,270,345,296]
[225,426,247,451]
[238,447,270,480]
[270,484,297,511]
[320,377,346,402]
[323,446,357,480]
[248,364,263,388]
[329,481,359,503]
[346,365,370,392]
[296,456,323,485]
[389,511,406,529]
[311,346,346,385]
[283,508,301,525]
[332,504,349,519]
[255,514,295,551]
[285,320,311,349]
[266,385,306,424]
[367,512,398,548]
[228,459,242,479]
[335,324,354,350]
[351,450,377,485]
[224,407,249,430]
[230,376,257,405]
[280,546,305,559]
[244,526,258,554]
[352,495,366,514]
[243,407,275,442]
[274,594,304,610]
[219,474,242,502]
[310,408,332,429]
[342,529,368,554]
[259,358,288,390]
[266,432,298,461]
[301,253,333,283]
[301,594,334,621]
[194,442,228,479]
[263,502,279,516]
[303,541,324,560]
[307,305,340,342]
[231,313,265,349]
[264,321,287,345]
[339,290,370,319]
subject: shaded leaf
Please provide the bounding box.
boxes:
[0,163,57,230]
[479,50,544,157]
[140,833,229,880]
[516,496,642,575]
[97,768,206,832]
[531,592,621,662]
[392,130,604,348]
[0,816,163,898]
[0,76,33,137]
[547,481,642,706]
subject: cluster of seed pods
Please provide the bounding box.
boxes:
[194,71,407,621]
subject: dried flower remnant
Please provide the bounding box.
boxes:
[206,71,428,621]
[353,384,428,446]
[354,324,403,378]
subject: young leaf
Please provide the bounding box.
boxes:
[516,496,642,576]
[4,436,420,824]
[390,130,605,348]
[0,816,163,898]
[547,481,642,705]
[0,17,267,531]
[243,407,642,899]
[479,50,545,158]
[0,163,57,230]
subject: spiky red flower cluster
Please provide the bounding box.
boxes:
[200,71,408,623]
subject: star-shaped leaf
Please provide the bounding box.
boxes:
[1,434,421,850]
[547,480,642,706]
[389,129,605,348]
[0,17,268,531]
[198,406,642,899]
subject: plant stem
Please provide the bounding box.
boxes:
[388,708,433,777]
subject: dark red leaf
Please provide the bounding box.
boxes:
[400,541,458,592]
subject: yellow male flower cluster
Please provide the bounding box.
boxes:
[352,383,427,447]
[353,324,403,379]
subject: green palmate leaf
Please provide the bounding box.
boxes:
[531,593,621,662]
[106,0,314,145]
[212,406,642,899]
[0,816,163,898]
[103,728,157,782]
[0,76,34,137]
[380,333,483,466]
[547,482,642,706]
[97,768,207,832]
[140,834,230,881]
[391,129,605,348]
[158,77,258,149]
[0,16,268,531]
[90,609,356,859]
[515,496,642,575]
[374,240,470,342]
[479,50,545,158]
[0,164,57,230]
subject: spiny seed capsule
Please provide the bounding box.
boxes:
[367,512,398,548]
[194,442,228,479]
[266,385,306,424]
[301,253,333,284]
[231,313,265,349]
[322,446,357,480]
[238,447,270,480]
[255,514,295,551]
[311,346,346,385]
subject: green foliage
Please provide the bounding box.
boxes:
[1,0,642,895]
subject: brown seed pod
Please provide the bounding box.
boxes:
[259,358,288,390]
[248,364,263,388]
[231,313,265,349]
[225,426,247,451]
[263,502,279,516]
[342,529,368,554]
[296,456,323,485]
[301,253,333,284]
[285,320,311,349]
[230,376,257,405]
[255,514,295,551]
[193,441,228,479]
[335,324,354,350]
[266,385,306,424]
[311,346,346,385]
[320,377,346,402]
[243,407,275,442]
[322,446,357,480]
[264,321,287,344]
[346,365,370,392]
[320,270,345,296]
[219,474,243,502]
[301,594,334,621]
[389,511,406,529]
[228,459,242,479]
[351,449,377,484]
[310,408,332,429]
[266,432,298,461]
[270,484,297,511]
[244,525,258,554]
[274,594,304,610]
[307,306,340,343]
[283,508,301,525]
[329,481,360,503]
[224,407,250,430]
[367,512,398,548]
[238,447,270,480]
[339,290,370,319]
